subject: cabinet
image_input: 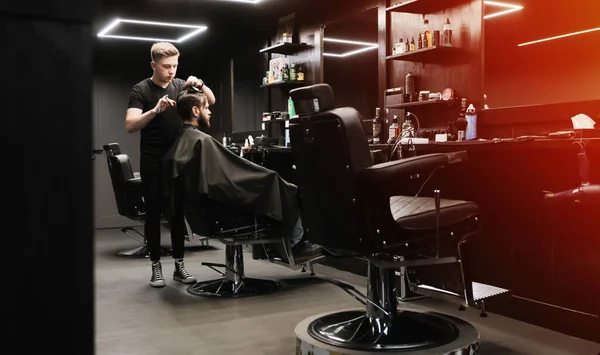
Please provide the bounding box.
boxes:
[383,0,484,138]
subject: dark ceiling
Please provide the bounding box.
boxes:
[93,0,321,64]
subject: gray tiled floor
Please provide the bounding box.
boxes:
[95,228,599,355]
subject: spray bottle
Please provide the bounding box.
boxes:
[465,104,477,140]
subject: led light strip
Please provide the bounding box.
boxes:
[219,0,261,3]
[484,1,523,19]
[323,38,378,58]
[518,27,600,47]
[97,19,208,43]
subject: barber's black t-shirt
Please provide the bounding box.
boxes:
[128,78,186,156]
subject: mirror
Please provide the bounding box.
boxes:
[323,7,378,122]
[484,0,600,108]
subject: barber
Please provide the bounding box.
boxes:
[125,42,216,288]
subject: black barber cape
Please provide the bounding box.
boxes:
[163,124,301,238]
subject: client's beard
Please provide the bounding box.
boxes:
[198,115,210,129]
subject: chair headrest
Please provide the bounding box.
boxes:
[290,84,335,116]
[103,143,121,156]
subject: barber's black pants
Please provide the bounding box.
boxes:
[140,154,185,261]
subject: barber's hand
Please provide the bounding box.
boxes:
[154,95,176,114]
[184,76,203,89]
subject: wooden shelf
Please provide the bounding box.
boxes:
[259,42,312,56]
[386,99,458,109]
[386,45,467,64]
[262,119,292,124]
[386,0,471,14]
[260,81,309,89]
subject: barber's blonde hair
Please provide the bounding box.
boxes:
[150,42,180,62]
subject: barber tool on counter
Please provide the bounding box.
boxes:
[544,141,600,205]
[465,103,477,140]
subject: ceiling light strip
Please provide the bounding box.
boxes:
[483,1,523,19]
[323,37,378,58]
[518,27,600,47]
[97,18,207,43]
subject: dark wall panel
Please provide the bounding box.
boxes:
[1,2,98,353]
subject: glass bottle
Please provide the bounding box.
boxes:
[423,19,432,47]
[372,107,382,144]
[443,18,453,47]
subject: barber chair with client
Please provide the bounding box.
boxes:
[161,86,324,297]
[286,84,510,354]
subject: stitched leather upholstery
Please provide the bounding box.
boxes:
[391,196,478,230]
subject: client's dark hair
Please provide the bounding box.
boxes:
[176,87,207,121]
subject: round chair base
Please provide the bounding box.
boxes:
[186,277,281,298]
[295,309,479,354]
[116,245,172,258]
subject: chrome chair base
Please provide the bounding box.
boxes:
[186,277,281,298]
[308,310,463,352]
[298,309,480,354]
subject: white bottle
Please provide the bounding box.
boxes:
[465,104,477,140]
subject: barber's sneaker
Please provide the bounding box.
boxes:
[173,260,197,284]
[150,261,166,288]
[292,241,323,262]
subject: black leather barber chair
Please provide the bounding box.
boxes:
[287,84,509,353]
[173,153,324,298]
[103,143,209,258]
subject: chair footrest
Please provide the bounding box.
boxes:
[472,282,510,302]
[201,262,226,268]
[270,255,325,270]
[414,281,510,305]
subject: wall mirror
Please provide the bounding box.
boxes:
[484,0,600,109]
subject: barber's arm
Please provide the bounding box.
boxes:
[125,93,175,134]
[185,76,216,105]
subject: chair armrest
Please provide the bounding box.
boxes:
[126,177,142,186]
[358,151,466,187]
[133,172,141,179]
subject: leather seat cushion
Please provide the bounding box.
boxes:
[390,196,478,230]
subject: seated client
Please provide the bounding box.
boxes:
[164,86,322,262]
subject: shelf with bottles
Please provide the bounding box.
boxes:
[260,80,309,89]
[386,0,471,14]
[387,45,467,63]
[263,56,308,88]
[259,42,312,56]
[386,98,458,109]
[386,16,466,64]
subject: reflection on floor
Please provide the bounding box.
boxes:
[95,228,600,355]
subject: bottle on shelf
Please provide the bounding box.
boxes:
[405,72,415,95]
[417,33,423,50]
[443,18,453,47]
[423,18,432,48]
[402,114,413,139]
[288,97,296,117]
[404,37,410,53]
[396,38,405,55]
[388,115,400,144]
[410,37,416,51]
[372,107,382,144]
[296,65,305,81]
[290,63,297,81]
[282,64,290,81]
